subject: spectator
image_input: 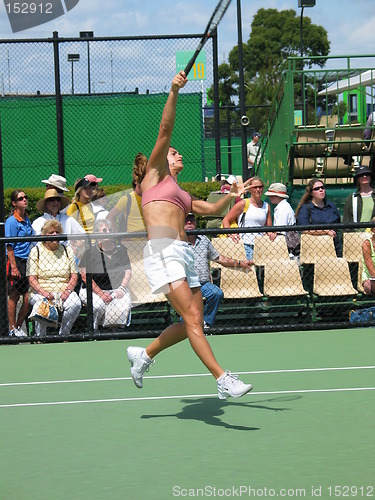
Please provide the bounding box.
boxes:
[220,175,239,194]
[247,132,261,174]
[66,178,96,233]
[5,190,33,337]
[222,176,272,260]
[343,166,375,227]
[363,111,375,140]
[295,178,342,256]
[185,213,252,329]
[32,189,85,237]
[361,216,375,295]
[106,153,147,233]
[27,220,81,337]
[41,174,69,194]
[79,219,132,330]
[265,182,300,256]
[91,188,109,221]
[84,174,103,188]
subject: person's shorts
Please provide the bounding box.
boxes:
[7,256,29,295]
[144,238,200,294]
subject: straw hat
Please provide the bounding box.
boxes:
[36,189,70,212]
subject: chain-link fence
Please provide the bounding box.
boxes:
[1,222,375,344]
[0,33,217,188]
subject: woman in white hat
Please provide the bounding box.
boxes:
[41,174,69,193]
[32,189,85,238]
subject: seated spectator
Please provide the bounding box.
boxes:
[295,178,342,257]
[220,175,239,194]
[33,189,85,237]
[361,217,375,295]
[5,189,33,337]
[84,174,103,189]
[27,220,81,337]
[343,166,375,227]
[41,174,69,193]
[91,188,109,221]
[106,153,147,233]
[185,213,253,330]
[66,178,96,233]
[222,176,272,260]
[265,182,300,256]
[79,219,132,330]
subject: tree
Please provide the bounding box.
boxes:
[215,8,330,107]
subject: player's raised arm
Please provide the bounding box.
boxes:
[144,72,188,184]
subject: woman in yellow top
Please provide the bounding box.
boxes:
[66,177,96,233]
[106,153,147,233]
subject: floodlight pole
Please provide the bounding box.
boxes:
[237,0,248,181]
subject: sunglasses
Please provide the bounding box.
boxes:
[100,228,110,233]
[46,197,61,203]
[312,186,325,191]
[16,195,28,202]
[90,182,98,187]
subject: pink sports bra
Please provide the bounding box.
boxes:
[142,175,192,215]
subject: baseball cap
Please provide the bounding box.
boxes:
[84,174,103,184]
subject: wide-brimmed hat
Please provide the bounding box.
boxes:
[354,165,372,178]
[84,174,103,184]
[41,174,69,192]
[226,175,238,185]
[36,189,70,212]
[265,182,289,199]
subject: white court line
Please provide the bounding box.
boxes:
[0,387,374,409]
[1,365,374,388]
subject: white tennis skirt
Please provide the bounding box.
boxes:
[144,238,200,294]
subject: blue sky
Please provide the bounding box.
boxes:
[0,0,373,62]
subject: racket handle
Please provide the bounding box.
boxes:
[184,52,198,78]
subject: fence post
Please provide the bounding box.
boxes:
[212,28,221,179]
[52,31,65,179]
[0,117,10,336]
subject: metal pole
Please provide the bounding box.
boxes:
[87,41,91,94]
[237,0,248,181]
[52,31,65,178]
[300,6,305,125]
[212,28,221,179]
[71,60,74,94]
[0,116,9,336]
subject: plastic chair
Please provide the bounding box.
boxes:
[300,234,337,264]
[211,237,247,260]
[295,126,327,157]
[219,266,262,299]
[253,235,290,265]
[263,260,307,297]
[313,258,357,296]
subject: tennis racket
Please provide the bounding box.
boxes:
[184,0,232,77]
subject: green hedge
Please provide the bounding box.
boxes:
[4,182,220,227]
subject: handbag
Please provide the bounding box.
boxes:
[29,298,59,328]
[349,306,375,324]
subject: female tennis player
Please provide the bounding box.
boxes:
[127,71,253,399]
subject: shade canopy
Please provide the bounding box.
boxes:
[318,69,375,96]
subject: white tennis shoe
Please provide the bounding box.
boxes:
[127,346,154,389]
[217,371,253,399]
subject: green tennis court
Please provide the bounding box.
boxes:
[1,328,374,499]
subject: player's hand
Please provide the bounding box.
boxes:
[171,71,188,91]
